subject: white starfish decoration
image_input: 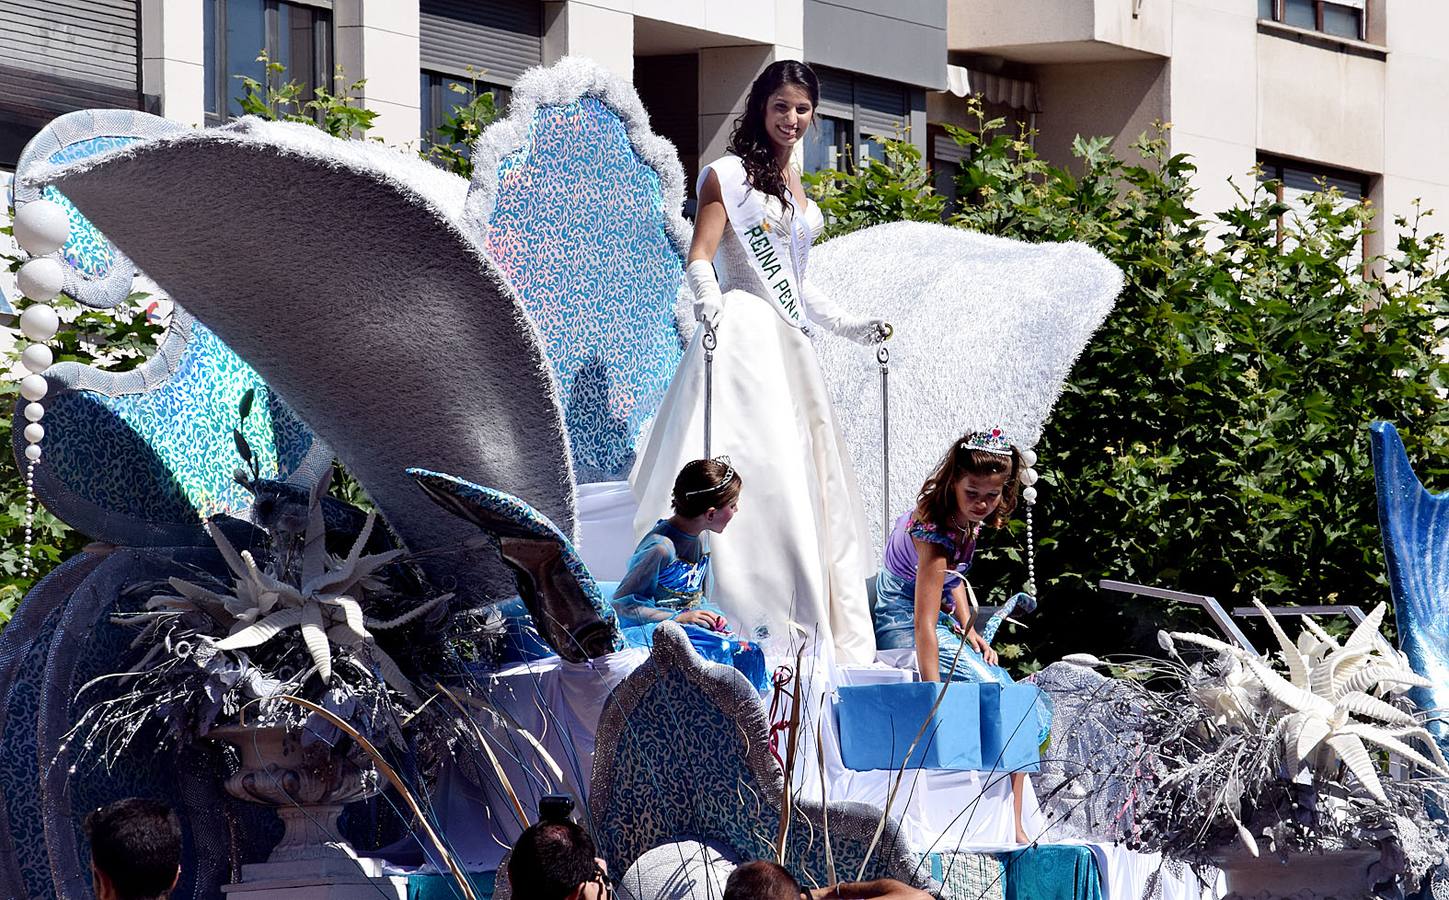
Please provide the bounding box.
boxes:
[138,473,447,703]
[1170,599,1446,810]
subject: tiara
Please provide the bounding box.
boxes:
[961,428,1013,457]
[681,457,737,498]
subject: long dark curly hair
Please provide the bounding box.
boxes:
[726,60,820,209]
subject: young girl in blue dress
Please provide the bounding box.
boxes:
[872,429,1050,844]
[613,459,767,691]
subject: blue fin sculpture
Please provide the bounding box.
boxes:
[467,57,690,483]
[410,468,622,661]
[1369,420,1449,741]
[12,110,331,546]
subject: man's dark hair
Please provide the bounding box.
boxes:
[724,860,802,900]
[83,798,181,900]
[508,820,598,900]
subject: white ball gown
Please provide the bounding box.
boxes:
[630,157,877,665]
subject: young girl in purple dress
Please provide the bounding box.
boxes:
[871,430,1050,844]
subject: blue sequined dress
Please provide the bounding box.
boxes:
[613,520,768,691]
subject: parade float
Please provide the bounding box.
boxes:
[0,56,1444,900]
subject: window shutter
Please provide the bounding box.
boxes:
[0,0,141,125]
[419,0,542,86]
[856,76,908,140]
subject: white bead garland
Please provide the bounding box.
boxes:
[1022,447,1039,598]
[12,197,69,577]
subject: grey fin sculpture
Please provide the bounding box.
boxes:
[31,118,575,603]
[1370,420,1449,742]
[809,222,1122,558]
[12,110,331,546]
[588,622,940,894]
[410,468,622,662]
[466,56,690,483]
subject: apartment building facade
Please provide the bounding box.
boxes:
[0,1,947,183]
[941,0,1449,258]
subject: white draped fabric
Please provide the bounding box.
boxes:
[629,162,877,665]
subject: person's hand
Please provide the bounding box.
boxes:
[968,628,998,666]
[842,317,890,345]
[811,878,932,899]
[694,295,722,331]
[674,608,724,629]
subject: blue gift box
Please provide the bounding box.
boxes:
[838,681,1043,773]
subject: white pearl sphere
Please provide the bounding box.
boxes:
[19,304,59,342]
[23,423,44,444]
[24,402,44,423]
[17,257,64,302]
[20,343,52,374]
[1022,485,1038,504]
[13,199,71,256]
[1021,467,1039,487]
[24,443,42,462]
[20,373,48,401]
[1019,448,1038,467]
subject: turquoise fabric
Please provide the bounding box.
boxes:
[406,870,495,899]
[999,845,1102,900]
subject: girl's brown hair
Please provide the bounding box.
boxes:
[915,438,1020,532]
[671,458,743,518]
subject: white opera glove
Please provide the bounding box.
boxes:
[801,278,890,345]
[687,260,723,331]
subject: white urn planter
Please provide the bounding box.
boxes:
[211,724,408,900]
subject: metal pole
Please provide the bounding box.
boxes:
[703,324,717,459]
[1098,579,1258,654]
[877,339,891,546]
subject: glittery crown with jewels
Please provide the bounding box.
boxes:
[961,428,1013,456]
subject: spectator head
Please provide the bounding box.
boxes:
[724,860,803,900]
[84,798,182,900]
[508,819,610,899]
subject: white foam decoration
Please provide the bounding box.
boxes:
[810,221,1122,560]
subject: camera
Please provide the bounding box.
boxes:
[538,793,575,823]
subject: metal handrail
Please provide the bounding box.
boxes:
[1099,579,1258,654]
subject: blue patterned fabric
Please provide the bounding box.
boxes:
[999,845,1102,900]
[1371,421,1449,743]
[483,96,686,482]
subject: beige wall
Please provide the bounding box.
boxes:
[950,0,1168,61]
[338,0,421,146]
[1255,34,1384,175]
[1380,0,1449,259]
[1032,58,1168,171]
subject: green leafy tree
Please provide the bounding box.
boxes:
[808,100,1449,665]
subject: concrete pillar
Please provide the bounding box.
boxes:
[335,0,421,146]
[543,2,635,80]
[697,44,802,165]
[141,0,206,126]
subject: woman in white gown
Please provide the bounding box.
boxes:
[631,60,889,665]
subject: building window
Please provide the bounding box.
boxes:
[419,72,508,153]
[205,0,334,124]
[1259,156,1370,271]
[1259,0,1364,41]
[803,115,851,173]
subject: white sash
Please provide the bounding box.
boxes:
[702,155,805,329]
